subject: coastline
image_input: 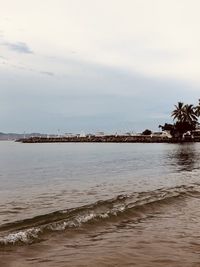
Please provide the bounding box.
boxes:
[16,135,200,143]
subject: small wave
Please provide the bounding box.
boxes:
[0,184,199,246]
[1,228,41,245]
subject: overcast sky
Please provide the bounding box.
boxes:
[1,0,200,134]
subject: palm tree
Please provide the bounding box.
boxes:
[183,104,198,125]
[171,102,185,122]
[195,99,200,117]
[172,102,197,124]
[171,102,197,138]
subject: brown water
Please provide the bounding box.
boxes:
[0,142,200,266]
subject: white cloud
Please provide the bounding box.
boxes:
[1,0,200,81]
[2,41,33,54]
[1,0,200,132]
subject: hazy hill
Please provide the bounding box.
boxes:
[0,132,47,140]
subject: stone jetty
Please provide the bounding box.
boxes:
[16,135,194,143]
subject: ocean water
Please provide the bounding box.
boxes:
[0,141,200,266]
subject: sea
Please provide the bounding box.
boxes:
[0,141,200,267]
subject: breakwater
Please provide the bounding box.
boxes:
[17,135,184,143]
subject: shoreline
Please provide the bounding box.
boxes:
[16,135,200,143]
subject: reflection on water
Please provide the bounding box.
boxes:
[168,143,200,172]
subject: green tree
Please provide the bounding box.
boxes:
[195,99,200,117]
[184,104,198,125]
[142,129,152,135]
[171,102,197,138]
[171,102,185,122]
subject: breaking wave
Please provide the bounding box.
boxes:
[0,184,200,246]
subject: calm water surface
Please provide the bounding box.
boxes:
[0,141,200,266]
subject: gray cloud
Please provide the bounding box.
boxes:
[39,71,54,76]
[0,58,55,77]
[1,58,199,134]
[2,41,33,54]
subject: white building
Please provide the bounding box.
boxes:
[65,133,76,137]
[151,131,172,138]
[80,131,86,137]
[95,132,105,137]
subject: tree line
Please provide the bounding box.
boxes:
[160,100,200,138]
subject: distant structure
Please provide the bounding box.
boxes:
[80,131,86,137]
[95,132,105,137]
[123,132,139,136]
[65,133,76,137]
[86,133,95,137]
[151,131,172,138]
[124,132,132,136]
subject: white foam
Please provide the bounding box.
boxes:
[0,228,41,245]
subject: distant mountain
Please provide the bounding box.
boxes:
[0,132,47,140]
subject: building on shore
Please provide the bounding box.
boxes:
[80,132,86,137]
[95,132,105,137]
[151,131,172,138]
[65,133,77,137]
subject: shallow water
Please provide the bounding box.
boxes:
[0,141,200,266]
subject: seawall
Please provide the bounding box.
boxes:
[16,135,199,143]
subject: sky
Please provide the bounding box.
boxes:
[1,0,200,134]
